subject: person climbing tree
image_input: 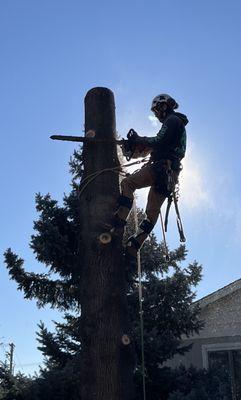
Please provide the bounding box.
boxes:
[111,93,188,258]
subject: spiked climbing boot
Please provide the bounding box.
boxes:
[110,195,133,236]
[100,195,133,241]
[125,218,154,260]
[115,195,133,220]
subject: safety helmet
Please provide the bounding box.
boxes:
[151,94,179,112]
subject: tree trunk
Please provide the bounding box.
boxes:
[79,87,134,400]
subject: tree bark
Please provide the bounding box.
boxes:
[79,87,134,400]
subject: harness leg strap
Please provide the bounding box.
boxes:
[114,195,133,226]
[126,218,155,252]
[117,195,133,209]
[139,218,154,234]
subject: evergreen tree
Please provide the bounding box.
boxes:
[166,365,232,400]
[4,147,206,399]
[0,362,32,400]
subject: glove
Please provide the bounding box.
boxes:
[134,136,149,146]
[127,129,148,146]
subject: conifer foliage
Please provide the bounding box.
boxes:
[3,147,205,399]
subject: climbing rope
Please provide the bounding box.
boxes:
[77,157,149,199]
[133,199,146,400]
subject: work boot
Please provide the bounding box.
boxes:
[115,195,133,221]
[125,236,140,257]
[124,237,139,268]
[125,218,154,263]
[111,214,127,237]
[102,214,126,237]
[103,195,133,237]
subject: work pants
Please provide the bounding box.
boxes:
[117,164,166,228]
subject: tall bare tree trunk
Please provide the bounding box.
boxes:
[79,87,134,400]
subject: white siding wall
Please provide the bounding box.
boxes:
[192,290,241,339]
[165,288,241,369]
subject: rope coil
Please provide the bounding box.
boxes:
[77,158,149,199]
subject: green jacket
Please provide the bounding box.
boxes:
[144,111,188,162]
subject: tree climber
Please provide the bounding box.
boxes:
[112,94,188,258]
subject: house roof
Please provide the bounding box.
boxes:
[195,278,241,308]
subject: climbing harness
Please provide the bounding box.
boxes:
[133,199,146,400]
[151,159,176,197]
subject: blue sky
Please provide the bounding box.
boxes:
[0,0,241,375]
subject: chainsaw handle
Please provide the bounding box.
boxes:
[127,128,139,141]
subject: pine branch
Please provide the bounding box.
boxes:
[4,249,78,310]
[37,322,74,369]
[54,314,81,348]
[30,193,79,278]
